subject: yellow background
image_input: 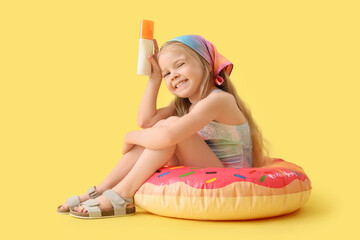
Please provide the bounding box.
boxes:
[1,0,359,239]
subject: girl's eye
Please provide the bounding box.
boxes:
[163,63,184,77]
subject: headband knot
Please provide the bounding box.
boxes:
[166,35,233,86]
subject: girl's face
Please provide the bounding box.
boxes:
[158,48,205,99]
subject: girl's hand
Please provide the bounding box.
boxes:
[147,39,162,82]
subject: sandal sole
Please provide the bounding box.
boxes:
[69,207,136,219]
[70,212,136,219]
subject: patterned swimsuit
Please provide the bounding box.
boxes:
[197,89,253,168]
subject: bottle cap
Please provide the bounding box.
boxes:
[139,20,154,40]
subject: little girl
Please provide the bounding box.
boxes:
[57,35,269,219]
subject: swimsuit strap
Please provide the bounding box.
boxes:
[210,88,223,94]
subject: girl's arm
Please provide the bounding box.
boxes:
[137,39,174,128]
[126,92,229,149]
[137,78,174,128]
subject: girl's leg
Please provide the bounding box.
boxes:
[96,145,146,192]
[59,144,146,211]
[173,133,224,168]
[93,118,175,191]
[74,116,224,214]
[61,119,172,211]
[74,145,176,212]
[74,136,223,213]
[114,131,224,198]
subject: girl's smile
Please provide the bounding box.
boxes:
[174,79,188,89]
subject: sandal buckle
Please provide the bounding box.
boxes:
[88,186,100,198]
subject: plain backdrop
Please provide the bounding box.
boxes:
[1,0,359,239]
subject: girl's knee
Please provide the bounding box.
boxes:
[125,144,145,157]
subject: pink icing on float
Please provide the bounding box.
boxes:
[149,159,308,189]
[134,157,312,220]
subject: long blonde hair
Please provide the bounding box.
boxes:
[158,41,270,167]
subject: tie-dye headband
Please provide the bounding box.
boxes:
[166,35,233,86]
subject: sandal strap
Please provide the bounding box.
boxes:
[67,195,80,211]
[63,186,99,213]
[102,190,133,215]
[87,186,100,198]
[81,199,102,218]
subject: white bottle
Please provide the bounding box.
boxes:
[137,20,154,76]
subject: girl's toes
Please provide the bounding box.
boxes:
[74,206,82,212]
[75,206,87,213]
[77,206,83,213]
[61,203,69,210]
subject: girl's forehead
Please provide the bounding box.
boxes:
[160,48,186,59]
[159,49,190,66]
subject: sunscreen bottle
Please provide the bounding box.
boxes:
[137,20,154,76]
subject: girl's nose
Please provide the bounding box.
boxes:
[171,72,179,80]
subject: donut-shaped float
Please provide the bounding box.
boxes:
[134,157,311,220]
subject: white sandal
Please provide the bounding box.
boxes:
[57,186,100,214]
[69,190,135,219]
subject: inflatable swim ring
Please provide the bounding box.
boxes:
[134,157,311,220]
